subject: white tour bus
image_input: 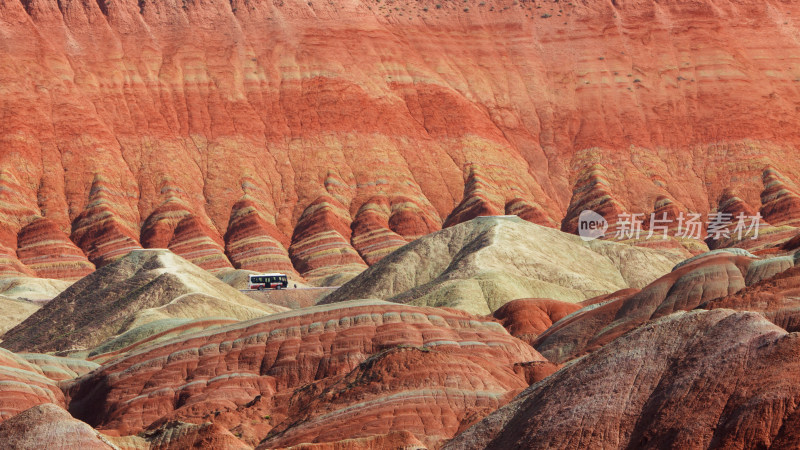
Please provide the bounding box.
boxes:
[248,273,289,290]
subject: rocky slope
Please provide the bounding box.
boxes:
[64,299,540,447]
[445,309,800,449]
[534,248,799,363]
[2,0,800,280]
[0,348,65,423]
[0,296,40,336]
[0,249,286,354]
[703,264,800,332]
[321,216,683,314]
[491,298,582,347]
[0,403,115,449]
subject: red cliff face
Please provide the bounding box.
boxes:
[2,0,800,278]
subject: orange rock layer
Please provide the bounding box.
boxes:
[1,0,800,277]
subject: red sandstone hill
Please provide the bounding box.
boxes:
[2,0,800,280]
[62,299,539,447]
[445,309,800,449]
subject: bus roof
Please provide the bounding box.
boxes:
[250,273,286,277]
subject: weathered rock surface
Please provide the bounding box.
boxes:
[141,194,234,272]
[289,196,368,283]
[0,403,114,449]
[534,249,798,363]
[322,216,683,315]
[0,296,40,336]
[69,176,142,267]
[491,299,582,347]
[64,299,539,447]
[0,348,65,423]
[0,276,71,300]
[16,218,95,280]
[760,168,800,227]
[703,264,800,332]
[2,0,800,279]
[351,196,410,266]
[0,249,285,354]
[445,310,800,449]
[280,430,425,450]
[224,196,299,278]
[19,354,99,382]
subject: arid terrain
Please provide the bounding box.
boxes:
[2,0,800,448]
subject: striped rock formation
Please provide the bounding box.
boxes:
[0,348,65,423]
[643,195,685,238]
[0,403,256,449]
[141,420,250,449]
[503,198,555,228]
[491,298,582,348]
[351,196,409,265]
[261,343,528,448]
[0,249,285,354]
[166,216,233,273]
[3,0,800,280]
[384,196,442,242]
[273,431,425,450]
[141,195,233,272]
[224,196,298,277]
[140,195,195,249]
[446,310,800,449]
[561,164,631,235]
[69,176,141,267]
[16,218,95,280]
[0,244,35,278]
[0,170,36,238]
[443,164,556,229]
[707,187,791,252]
[760,168,800,227]
[0,170,38,277]
[637,195,703,256]
[86,317,240,364]
[65,300,540,447]
[289,196,367,284]
[18,354,100,382]
[534,249,797,364]
[442,165,505,228]
[702,263,800,332]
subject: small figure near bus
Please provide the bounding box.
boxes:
[249,273,288,290]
